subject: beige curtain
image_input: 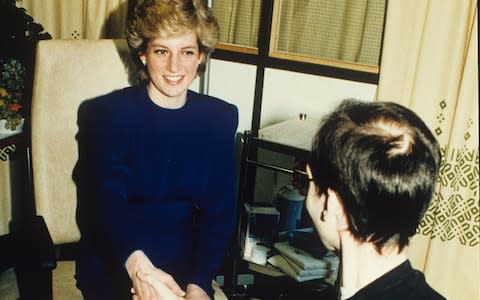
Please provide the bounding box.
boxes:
[17,0,130,39]
[212,0,261,48]
[211,0,385,65]
[376,1,479,299]
[276,0,385,66]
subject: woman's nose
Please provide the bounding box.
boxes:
[168,54,180,72]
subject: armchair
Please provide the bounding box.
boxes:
[16,39,136,299]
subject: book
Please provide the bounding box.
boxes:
[283,255,328,277]
[247,262,286,277]
[268,255,326,282]
[274,241,328,270]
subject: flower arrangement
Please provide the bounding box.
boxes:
[0,57,26,130]
[0,0,51,132]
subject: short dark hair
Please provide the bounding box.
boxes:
[309,99,441,252]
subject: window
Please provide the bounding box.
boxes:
[271,0,385,73]
[211,0,386,75]
[211,0,261,54]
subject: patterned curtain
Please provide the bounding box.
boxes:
[376,1,479,299]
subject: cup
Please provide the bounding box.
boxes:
[277,184,304,232]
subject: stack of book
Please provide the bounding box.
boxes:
[268,241,339,282]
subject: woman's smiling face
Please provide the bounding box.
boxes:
[140,30,204,108]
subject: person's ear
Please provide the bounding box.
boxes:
[198,52,205,66]
[326,188,348,231]
[139,53,146,66]
[306,164,313,180]
[305,164,326,220]
[306,165,329,221]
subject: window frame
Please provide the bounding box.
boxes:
[268,0,383,74]
[212,0,386,82]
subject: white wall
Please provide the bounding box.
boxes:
[206,60,378,132]
[261,68,378,128]
[207,59,256,133]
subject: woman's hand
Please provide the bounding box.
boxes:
[125,250,156,299]
[184,284,210,300]
[125,250,184,299]
[136,271,185,300]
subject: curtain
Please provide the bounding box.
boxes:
[275,0,385,66]
[212,0,385,66]
[212,0,261,48]
[376,1,479,299]
[17,0,130,39]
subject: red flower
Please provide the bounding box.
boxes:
[8,103,23,112]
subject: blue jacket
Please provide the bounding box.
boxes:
[75,86,238,298]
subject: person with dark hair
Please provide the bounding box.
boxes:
[305,99,445,299]
[135,99,446,300]
[74,1,237,299]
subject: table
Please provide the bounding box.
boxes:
[0,131,56,299]
[0,131,33,226]
[0,132,26,228]
[0,132,29,272]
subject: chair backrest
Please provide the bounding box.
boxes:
[30,39,137,245]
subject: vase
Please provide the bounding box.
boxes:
[0,118,24,135]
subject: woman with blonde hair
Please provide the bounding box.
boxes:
[75,1,238,299]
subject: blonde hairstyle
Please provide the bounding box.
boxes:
[126,0,219,82]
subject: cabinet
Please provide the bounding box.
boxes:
[225,119,338,300]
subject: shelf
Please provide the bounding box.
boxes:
[242,118,319,177]
[258,118,320,152]
[228,120,337,299]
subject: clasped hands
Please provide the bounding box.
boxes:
[125,250,211,300]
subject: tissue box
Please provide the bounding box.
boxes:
[242,203,280,261]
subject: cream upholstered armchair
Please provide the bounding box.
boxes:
[31,39,135,246]
[17,39,135,299]
[17,39,228,299]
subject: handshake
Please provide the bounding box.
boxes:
[126,250,211,300]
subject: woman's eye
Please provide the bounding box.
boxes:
[184,50,196,55]
[155,49,168,55]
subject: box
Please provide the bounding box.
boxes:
[242,203,280,262]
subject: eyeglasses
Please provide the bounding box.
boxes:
[291,171,314,197]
